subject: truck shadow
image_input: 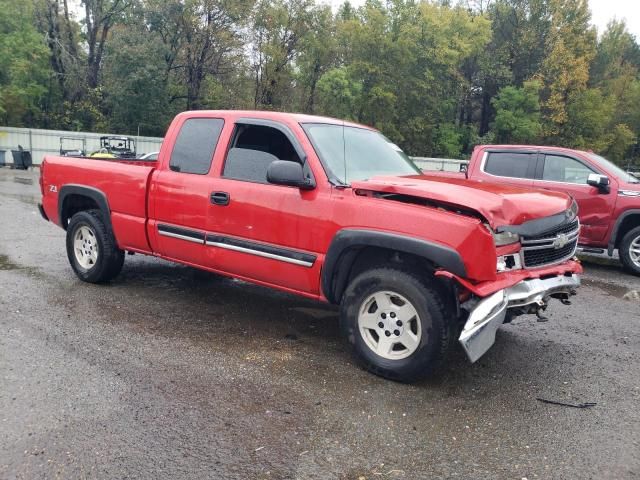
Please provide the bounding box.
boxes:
[90,256,584,397]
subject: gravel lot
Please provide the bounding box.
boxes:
[1,168,638,479]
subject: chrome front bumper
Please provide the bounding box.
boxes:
[459,274,581,362]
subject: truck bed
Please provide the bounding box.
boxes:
[66,155,158,167]
[41,155,156,253]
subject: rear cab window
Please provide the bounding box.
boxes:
[483,152,537,179]
[169,118,224,174]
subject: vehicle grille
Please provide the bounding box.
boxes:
[520,219,580,268]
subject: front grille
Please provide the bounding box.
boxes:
[520,219,580,268]
[530,219,580,240]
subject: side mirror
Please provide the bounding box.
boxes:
[587,173,610,193]
[267,160,315,190]
[459,163,468,173]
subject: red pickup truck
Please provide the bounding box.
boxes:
[433,145,640,275]
[39,111,582,381]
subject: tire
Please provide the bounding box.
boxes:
[340,267,455,382]
[66,209,124,283]
[619,226,640,276]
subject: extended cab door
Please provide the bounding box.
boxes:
[149,117,225,265]
[203,119,329,296]
[474,150,537,189]
[532,153,614,244]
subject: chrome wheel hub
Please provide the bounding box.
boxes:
[630,235,640,268]
[358,290,422,360]
[74,225,99,269]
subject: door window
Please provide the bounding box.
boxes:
[223,124,303,183]
[483,152,536,179]
[169,118,224,174]
[542,155,595,184]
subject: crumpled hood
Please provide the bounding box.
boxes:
[351,174,573,229]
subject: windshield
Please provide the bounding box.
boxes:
[302,123,421,183]
[586,153,639,184]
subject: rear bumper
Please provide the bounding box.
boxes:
[459,273,581,362]
[37,202,49,221]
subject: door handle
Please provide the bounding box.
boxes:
[210,191,230,206]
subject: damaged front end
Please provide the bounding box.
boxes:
[458,273,580,362]
[441,203,583,363]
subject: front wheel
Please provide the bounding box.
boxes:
[340,267,455,382]
[620,226,640,276]
[66,210,124,283]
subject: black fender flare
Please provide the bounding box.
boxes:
[58,184,111,230]
[608,209,640,255]
[321,229,467,304]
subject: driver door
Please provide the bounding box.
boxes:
[532,153,612,244]
[204,119,330,295]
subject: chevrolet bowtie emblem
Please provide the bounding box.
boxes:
[552,233,570,249]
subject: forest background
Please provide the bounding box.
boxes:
[2,0,640,165]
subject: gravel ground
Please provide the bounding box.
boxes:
[0,168,638,479]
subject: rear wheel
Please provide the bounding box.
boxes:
[66,210,124,283]
[340,267,454,382]
[620,226,640,276]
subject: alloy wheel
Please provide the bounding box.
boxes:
[73,225,99,269]
[357,290,422,360]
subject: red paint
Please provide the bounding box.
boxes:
[436,260,583,298]
[40,111,583,302]
[352,175,572,228]
[432,145,640,251]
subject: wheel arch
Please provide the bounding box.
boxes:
[58,185,111,231]
[608,209,640,254]
[321,229,466,304]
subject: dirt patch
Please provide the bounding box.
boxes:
[0,254,21,270]
[583,278,640,301]
[13,177,34,185]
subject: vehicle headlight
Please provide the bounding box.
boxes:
[492,230,520,246]
[497,253,522,272]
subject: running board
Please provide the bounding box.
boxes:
[577,246,605,254]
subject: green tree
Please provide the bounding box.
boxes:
[433,123,463,157]
[327,0,490,155]
[0,0,639,164]
[470,0,550,135]
[0,0,50,126]
[34,0,81,103]
[562,87,613,150]
[251,0,315,109]
[316,67,362,120]
[101,23,176,136]
[296,4,337,113]
[81,0,134,89]
[491,80,542,143]
[588,21,640,160]
[590,20,640,88]
[540,0,597,141]
[605,124,635,161]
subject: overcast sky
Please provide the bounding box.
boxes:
[589,0,640,39]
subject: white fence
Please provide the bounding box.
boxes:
[412,156,468,172]
[0,126,164,166]
[0,128,470,172]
